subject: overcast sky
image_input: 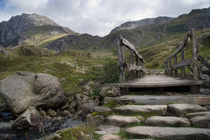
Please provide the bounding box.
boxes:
[0,0,209,36]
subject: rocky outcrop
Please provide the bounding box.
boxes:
[13,106,40,130]
[0,13,74,47]
[111,16,174,33]
[45,34,101,52]
[0,71,66,115]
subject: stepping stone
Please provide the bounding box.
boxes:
[125,126,210,139]
[100,134,121,140]
[168,104,207,116]
[114,105,167,115]
[146,116,190,127]
[113,95,210,105]
[106,115,142,127]
[187,111,210,128]
[94,125,120,135]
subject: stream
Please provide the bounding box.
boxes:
[0,111,83,140]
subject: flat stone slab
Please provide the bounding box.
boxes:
[114,105,167,115]
[168,104,207,116]
[94,125,120,135]
[146,116,190,127]
[113,95,210,105]
[106,115,141,126]
[125,126,210,139]
[100,134,121,140]
[187,111,210,128]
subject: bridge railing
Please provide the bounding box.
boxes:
[164,28,199,80]
[117,36,146,83]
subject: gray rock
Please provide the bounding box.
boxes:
[80,101,98,114]
[93,106,111,113]
[0,72,66,115]
[13,106,40,130]
[99,87,120,97]
[112,95,210,105]
[94,125,120,135]
[114,105,167,115]
[86,114,104,126]
[187,111,210,128]
[125,126,210,139]
[168,104,207,116]
[146,116,191,127]
[47,109,57,117]
[100,134,121,140]
[106,115,141,127]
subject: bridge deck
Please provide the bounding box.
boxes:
[117,75,202,88]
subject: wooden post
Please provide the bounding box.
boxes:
[136,56,139,78]
[130,52,135,80]
[191,28,199,81]
[169,59,172,76]
[174,55,178,77]
[164,61,168,75]
[181,49,186,78]
[117,36,125,83]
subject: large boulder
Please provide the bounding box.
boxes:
[0,72,66,115]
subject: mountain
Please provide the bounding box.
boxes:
[0,13,75,47]
[111,16,174,33]
[46,34,101,51]
[100,7,210,49]
[1,7,210,51]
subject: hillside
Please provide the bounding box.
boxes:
[111,16,174,33]
[0,13,75,47]
[101,7,210,50]
[43,7,210,52]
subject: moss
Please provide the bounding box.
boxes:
[51,124,100,140]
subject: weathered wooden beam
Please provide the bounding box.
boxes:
[164,61,169,75]
[166,32,189,60]
[181,49,186,78]
[127,64,145,72]
[121,38,145,63]
[135,56,139,78]
[174,55,178,76]
[169,59,172,76]
[117,37,125,83]
[130,52,135,80]
[198,55,210,69]
[172,59,193,70]
[190,28,199,81]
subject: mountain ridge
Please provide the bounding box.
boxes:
[0,13,75,47]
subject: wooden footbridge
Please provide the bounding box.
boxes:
[114,28,209,94]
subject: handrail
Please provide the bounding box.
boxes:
[164,28,199,80]
[117,36,145,83]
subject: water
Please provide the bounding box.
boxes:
[0,111,83,140]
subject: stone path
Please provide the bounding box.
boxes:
[94,93,210,140]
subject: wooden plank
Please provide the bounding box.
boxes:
[198,55,210,69]
[191,28,199,81]
[130,52,135,80]
[174,55,178,76]
[181,49,186,78]
[121,38,145,63]
[166,33,189,60]
[117,38,125,83]
[172,59,192,70]
[164,61,169,75]
[127,64,145,72]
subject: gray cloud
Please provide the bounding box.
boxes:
[0,0,209,36]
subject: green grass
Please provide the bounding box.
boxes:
[0,49,115,94]
[51,124,100,140]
